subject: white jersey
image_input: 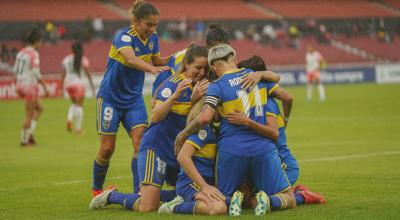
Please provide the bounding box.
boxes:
[13,46,41,87]
[305,51,323,73]
[62,54,89,86]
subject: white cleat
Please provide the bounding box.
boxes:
[254,191,270,216]
[89,187,117,210]
[229,191,243,216]
[158,196,184,214]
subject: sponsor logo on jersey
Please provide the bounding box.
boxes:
[198,129,207,140]
[161,88,172,98]
[121,35,131,43]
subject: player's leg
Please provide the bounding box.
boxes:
[251,149,296,214]
[280,147,300,186]
[216,151,249,216]
[21,98,35,146]
[66,86,76,132]
[306,72,313,101]
[292,184,326,205]
[73,89,85,134]
[92,98,120,197]
[315,71,326,101]
[123,100,148,193]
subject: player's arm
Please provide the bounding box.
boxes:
[60,68,66,96]
[226,110,278,142]
[175,102,217,155]
[270,87,293,127]
[152,53,174,66]
[241,71,280,90]
[151,79,192,123]
[119,47,170,75]
[177,142,224,202]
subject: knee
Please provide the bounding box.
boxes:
[99,143,115,159]
[207,202,227,215]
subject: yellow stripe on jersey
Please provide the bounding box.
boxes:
[193,143,216,159]
[267,112,278,118]
[170,102,191,115]
[218,87,268,117]
[109,45,154,67]
[139,54,152,63]
[169,74,184,83]
[149,150,154,184]
[186,140,217,159]
[269,84,279,95]
[277,114,285,128]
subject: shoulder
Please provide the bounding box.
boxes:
[114,27,133,41]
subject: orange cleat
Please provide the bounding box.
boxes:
[298,190,326,204]
[292,184,310,193]
[67,121,72,132]
[92,185,116,198]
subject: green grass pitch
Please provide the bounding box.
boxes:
[1,83,400,219]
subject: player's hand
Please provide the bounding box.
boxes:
[174,131,187,155]
[241,71,262,91]
[150,66,171,75]
[173,79,192,99]
[191,79,210,103]
[201,184,225,202]
[226,109,249,126]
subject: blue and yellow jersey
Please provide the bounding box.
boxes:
[265,97,289,155]
[97,27,160,109]
[140,73,193,167]
[152,48,187,96]
[206,68,277,157]
[178,124,217,184]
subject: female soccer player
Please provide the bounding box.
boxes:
[233,55,326,207]
[89,45,210,212]
[60,41,95,134]
[14,29,49,146]
[92,0,171,197]
[305,45,326,101]
[158,97,227,215]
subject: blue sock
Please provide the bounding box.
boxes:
[92,160,109,190]
[269,195,282,210]
[131,158,139,193]
[225,196,231,207]
[160,190,176,202]
[295,192,305,205]
[174,201,197,214]
[108,191,141,210]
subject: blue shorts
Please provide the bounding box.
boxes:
[96,97,148,135]
[279,148,299,185]
[216,150,291,197]
[176,174,213,202]
[138,149,180,187]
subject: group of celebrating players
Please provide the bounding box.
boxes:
[13,0,325,216]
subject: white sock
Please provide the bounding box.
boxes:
[30,119,37,134]
[67,104,75,122]
[21,128,30,144]
[74,106,84,131]
[318,84,326,101]
[307,84,313,100]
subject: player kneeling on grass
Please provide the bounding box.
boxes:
[175,44,295,216]
[237,55,326,206]
[158,97,227,215]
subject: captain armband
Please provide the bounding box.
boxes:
[204,95,221,109]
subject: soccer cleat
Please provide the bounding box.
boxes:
[89,186,117,210]
[67,121,72,132]
[92,189,103,198]
[28,135,37,145]
[292,184,309,193]
[299,190,326,204]
[20,142,34,147]
[229,191,244,216]
[158,196,184,214]
[254,191,270,216]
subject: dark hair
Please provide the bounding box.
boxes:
[72,41,83,76]
[237,55,267,71]
[179,44,208,74]
[25,29,42,45]
[205,24,230,48]
[130,0,159,20]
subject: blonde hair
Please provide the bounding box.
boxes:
[186,97,205,126]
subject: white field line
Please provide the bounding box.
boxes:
[298,150,400,163]
[1,151,399,192]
